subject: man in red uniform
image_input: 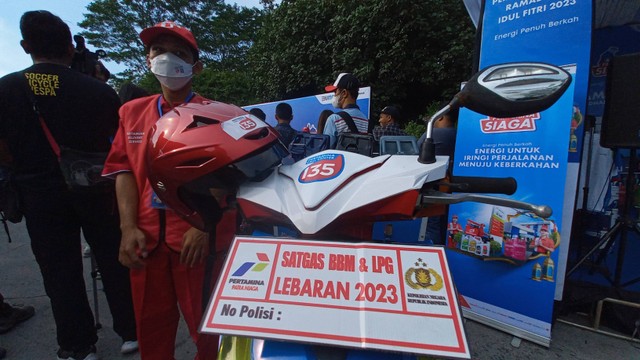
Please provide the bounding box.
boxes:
[102,21,233,359]
[534,224,555,254]
[447,214,463,244]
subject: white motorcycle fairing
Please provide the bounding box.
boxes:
[236,150,448,236]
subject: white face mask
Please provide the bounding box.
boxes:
[150,52,194,91]
[331,93,341,108]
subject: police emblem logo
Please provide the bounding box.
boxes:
[404,258,443,291]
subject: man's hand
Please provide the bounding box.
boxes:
[181,227,209,267]
[115,173,146,268]
[119,225,148,269]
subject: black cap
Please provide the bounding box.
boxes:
[325,73,361,92]
[381,105,402,121]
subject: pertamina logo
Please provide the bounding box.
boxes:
[298,154,344,183]
[480,113,540,134]
[232,252,270,276]
[229,253,270,292]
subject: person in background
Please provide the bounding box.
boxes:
[0,292,34,359]
[323,73,368,148]
[417,106,458,158]
[317,109,334,135]
[0,143,25,352]
[372,105,407,141]
[0,10,137,359]
[274,102,297,147]
[93,61,110,82]
[102,21,233,359]
[118,82,150,104]
[419,106,458,245]
[70,34,110,82]
[249,107,267,122]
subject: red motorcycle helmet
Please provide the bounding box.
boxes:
[146,101,287,231]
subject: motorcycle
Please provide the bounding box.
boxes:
[147,62,572,359]
[237,62,568,237]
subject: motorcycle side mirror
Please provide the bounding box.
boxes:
[418,62,572,164]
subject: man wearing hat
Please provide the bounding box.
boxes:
[534,224,555,254]
[323,73,369,148]
[103,21,228,359]
[372,105,407,141]
[447,214,463,246]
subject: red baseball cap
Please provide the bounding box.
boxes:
[140,21,199,54]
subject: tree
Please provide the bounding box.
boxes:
[248,0,475,122]
[78,0,475,113]
[78,0,262,89]
[193,67,257,106]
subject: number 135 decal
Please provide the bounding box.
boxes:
[298,154,344,183]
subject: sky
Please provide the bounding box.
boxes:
[0,0,263,77]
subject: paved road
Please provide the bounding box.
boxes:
[1,220,639,359]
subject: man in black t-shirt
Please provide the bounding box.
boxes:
[0,11,136,360]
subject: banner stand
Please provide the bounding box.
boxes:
[463,310,550,347]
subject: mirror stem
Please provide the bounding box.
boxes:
[418,103,452,164]
[426,105,451,139]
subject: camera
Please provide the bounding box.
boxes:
[71,35,110,81]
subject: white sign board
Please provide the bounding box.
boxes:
[201,236,470,359]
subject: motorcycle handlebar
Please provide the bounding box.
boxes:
[420,191,553,218]
[448,176,517,195]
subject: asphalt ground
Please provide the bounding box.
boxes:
[1,220,639,359]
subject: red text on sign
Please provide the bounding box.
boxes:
[280,251,325,269]
[329,254,355,272]
[355,282,399,304]
[273,277,349,300]
[372,256,394,274]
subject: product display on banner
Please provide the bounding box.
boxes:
[447,206,558,267]
[203,236,471,359]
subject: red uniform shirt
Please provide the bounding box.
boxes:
[535,236,555,253]
[448,222,462,233]
[103,94,207,252]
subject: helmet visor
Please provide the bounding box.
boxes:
[184,141,288,196]
[232,141,289,182]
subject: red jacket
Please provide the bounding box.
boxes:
[103,94,225,252]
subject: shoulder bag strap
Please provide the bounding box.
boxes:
[336,111,360,133]
[21,73,60,160]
